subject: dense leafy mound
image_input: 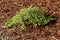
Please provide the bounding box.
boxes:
[5,6,54,30]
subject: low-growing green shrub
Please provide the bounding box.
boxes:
[5,6,54,30]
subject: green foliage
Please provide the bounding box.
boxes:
[5,6,54,30]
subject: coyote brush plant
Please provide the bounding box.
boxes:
[5,6,54,30]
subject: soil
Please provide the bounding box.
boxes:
[0,0,60,40]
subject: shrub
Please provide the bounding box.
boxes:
[5,6,54,30]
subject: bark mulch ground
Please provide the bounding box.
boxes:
[0,0,60,40]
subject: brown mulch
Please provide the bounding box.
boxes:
[0,0,60,40]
